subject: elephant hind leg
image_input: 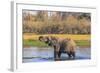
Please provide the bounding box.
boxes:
[69,47,76,59]
[67,52,72,59]
[67,51,75,59]
[70,51,75,59]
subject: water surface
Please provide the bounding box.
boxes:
[22,47,91,63]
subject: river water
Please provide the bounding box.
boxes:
[22,47,91,63]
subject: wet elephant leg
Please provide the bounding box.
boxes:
[67,52,72,59]
[54,51,60,61]
[54,51,59,61]
[54,46,60,61]
[54,49,56,60]
[71,51,75,59]
[58,51,62,59]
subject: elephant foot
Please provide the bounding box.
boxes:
[68,56,75,60]
[55,57,60,61]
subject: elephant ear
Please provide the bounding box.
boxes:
[50,36,58,41]
[50,36,59,45]
[45,36,51,41]
[38,36,44,41]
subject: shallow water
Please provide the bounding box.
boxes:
[22,47,91,63]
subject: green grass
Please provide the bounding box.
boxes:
[23,39,90,47]
[23,39,48,47]
[75,40,90,47]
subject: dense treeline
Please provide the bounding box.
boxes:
[23,10,91,34]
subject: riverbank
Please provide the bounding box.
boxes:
[23,39,90,48]
[23,34,91,48]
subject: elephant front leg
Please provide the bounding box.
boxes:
[54,52,60,61]
[54,50,57,60]
[54,49,60,61]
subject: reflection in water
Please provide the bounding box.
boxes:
[22,47,91,63]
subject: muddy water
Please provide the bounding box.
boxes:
[22,47,91,63]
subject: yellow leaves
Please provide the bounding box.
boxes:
[66,15,78,25]
[78,18,90,28]
[23,33,90,41]
[23,11,91,34]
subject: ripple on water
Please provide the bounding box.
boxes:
[23,47,91,63]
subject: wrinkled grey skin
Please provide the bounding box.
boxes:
[39,36,76,60]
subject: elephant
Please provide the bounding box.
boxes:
[39,36,76,60]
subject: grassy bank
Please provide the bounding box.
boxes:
[23,39,90,47]
[23,33,90,48]
[23,39,48,47]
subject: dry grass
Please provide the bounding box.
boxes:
[23,33,90,41]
